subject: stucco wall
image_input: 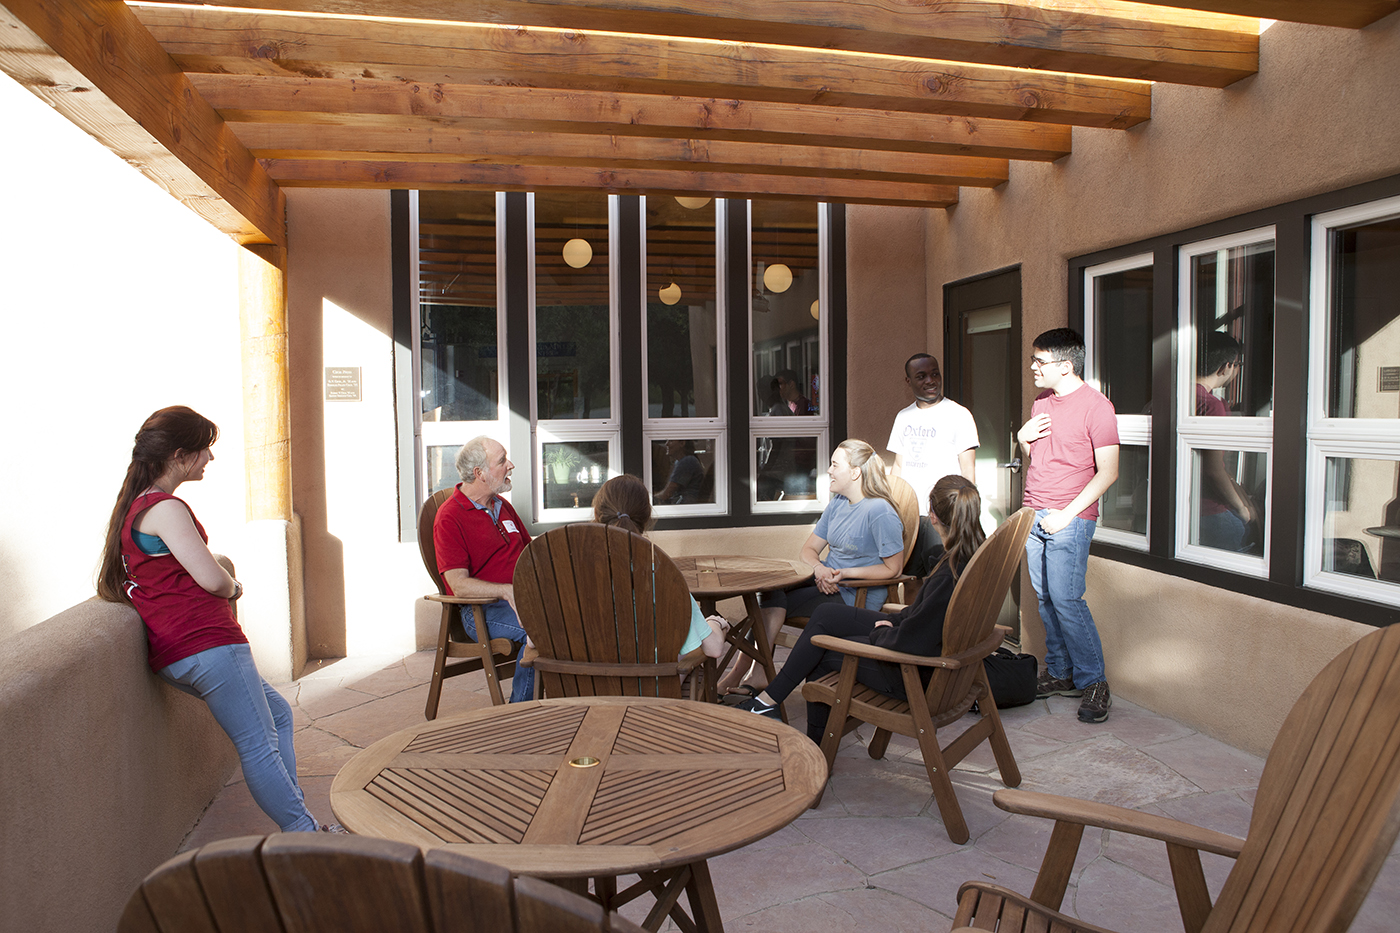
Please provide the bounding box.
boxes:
[0,598,237,933]
[285,189,432,659]
[0,71,245,644]
[844,205,930,459]
[903,15,1400,755]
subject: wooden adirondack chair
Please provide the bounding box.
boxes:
[513,523,711,699]
[952,621,1400,933]
[776,475,923,649]
[118,833,645,933]
[418,487,518,718]
[801,506,1036,843]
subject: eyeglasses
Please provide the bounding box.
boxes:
[1030,355,1068,369]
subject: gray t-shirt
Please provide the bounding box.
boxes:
[814,495,905,608]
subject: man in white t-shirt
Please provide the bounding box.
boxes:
[887,353,979,574]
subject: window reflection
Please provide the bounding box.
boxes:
[647,198,718,418]
[1190,240,1274,418]
[752,201,820,417]
[426,445,463,495]
[542,441,610,510]
[536,193,611,419]
[651,438,716,505]
[1100,445,1149,536]
[1329,218,1400,420]
[1189,448,1266,554]
[1323,458,1400,585]
[1093,266,1153,414]
[756,435,819,501]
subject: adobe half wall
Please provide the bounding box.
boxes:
[905,15,1400,756]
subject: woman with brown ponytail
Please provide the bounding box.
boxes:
[98,406,338,833]
[592,474,730,659]
[734,474,987,742]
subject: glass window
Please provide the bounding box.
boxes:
[752,201,821,418]
[650,437,717,506]
[541,440,611,511]
[1099,445,1149,538]
[535,192,612,420]
[646,196,719,419]
[425,445,462,496]
[1321,458,1400,586]
[755,434,821,502]
[1187,235,1274,419]
[1186,447,1267,555]
[1327,216,1400,420]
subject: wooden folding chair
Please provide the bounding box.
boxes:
[418,487,518,718]
[801,507,1036,843]
[953,621,1400,933]
[118,833,644,933]
[513,523,711,700]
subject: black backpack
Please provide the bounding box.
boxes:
[982,647,1038,708]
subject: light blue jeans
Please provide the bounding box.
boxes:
[159,643,318,832]
[1025,510,1106,689]
[461,601,535,703]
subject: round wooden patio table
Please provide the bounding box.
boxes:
[671,555,811,708]
[330,695,826,933]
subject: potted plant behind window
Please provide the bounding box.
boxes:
[544,446,581,485]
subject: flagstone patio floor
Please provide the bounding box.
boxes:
[180,649,1400,932]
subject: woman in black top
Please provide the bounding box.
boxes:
[735,474,986,742]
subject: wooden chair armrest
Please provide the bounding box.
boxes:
[808,626,1003,670]
[518,643,538,668]
[425,594,500,605]
[880,602,907,613]
[676,646,706,676]
[954,882,1119,933]
[994,788,1244,858]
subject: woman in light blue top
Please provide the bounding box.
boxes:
[719,439,904,697]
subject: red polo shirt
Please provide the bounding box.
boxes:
[432,486,531,591]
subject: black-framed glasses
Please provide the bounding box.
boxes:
[1030,355,1068,369]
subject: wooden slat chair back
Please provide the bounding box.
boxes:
[118,833,645,933]
[513,523,698,699]
[801,506,1036,843]
[952,621,1400,933]
[418,487,518,718]
[777,475,922,648]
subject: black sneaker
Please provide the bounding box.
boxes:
[735,696,782,720]
[1077,681,1112,723]
[1036,669,1083,699]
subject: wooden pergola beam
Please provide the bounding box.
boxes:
[261,161,961,208]
[134,6,1152,128]
[193,0,1261,87]
[1139,1,1397,28]
[231,124,1011,188]
[0,0,285,246]
[192,76,1074,162]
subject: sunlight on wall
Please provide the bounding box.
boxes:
[0,72,243,641]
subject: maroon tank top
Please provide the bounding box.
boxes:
[120,491,247,672]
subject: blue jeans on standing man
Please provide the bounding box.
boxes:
[461,600,535,703]
[159,643,319,832]
[1025,509,1105,689]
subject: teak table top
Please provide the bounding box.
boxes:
[671,555,812,600]
[330,696,827,878]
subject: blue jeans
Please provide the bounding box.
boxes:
[461,601,535,703]
[159,643,318,832]
[1025,510,1105,688]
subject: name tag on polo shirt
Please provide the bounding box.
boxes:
[502,520,520,535]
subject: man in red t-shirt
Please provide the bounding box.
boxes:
[1018,328,1119,723]
[433,436,534,702]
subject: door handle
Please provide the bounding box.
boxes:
[997,458,1022,474]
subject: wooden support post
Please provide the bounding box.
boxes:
[239,244,292,522]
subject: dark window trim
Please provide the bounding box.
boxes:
[1069,172,1400,628]
[390,190,417,541]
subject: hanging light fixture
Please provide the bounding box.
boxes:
[810,299,820,320]
[562,237,593,269]
[763,262,793,293]
[659,282,682,305]
[675,196,712,210]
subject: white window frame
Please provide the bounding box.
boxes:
[531,193,622,523]
[1174,226,1276,576]
[1304,193,1400,600]
[414,190,514,500]
[749,202,831,514]
[1083,252,1153,550]
[641,195,729,517]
